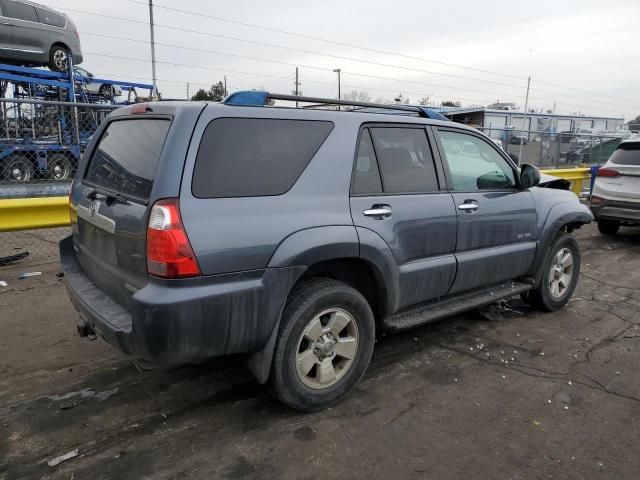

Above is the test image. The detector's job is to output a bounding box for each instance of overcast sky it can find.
[53,0,640,120]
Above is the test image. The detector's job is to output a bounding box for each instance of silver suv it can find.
[0,0,83,71]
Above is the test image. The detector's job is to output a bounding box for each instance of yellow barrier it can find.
[0,196,70,232]
[540,167,591,195]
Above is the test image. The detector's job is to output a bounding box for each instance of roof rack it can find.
[223,91,448,119]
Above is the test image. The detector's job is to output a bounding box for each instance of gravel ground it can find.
[1,223,639,480]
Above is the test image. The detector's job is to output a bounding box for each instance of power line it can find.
[68,8,529,91]
[124,0,526,81]
[62,7,629,114]
[84,51,626,116]
[125,0,640,105]
[78,27,638,111]
[83,24,628,109]
[83,32,522,100]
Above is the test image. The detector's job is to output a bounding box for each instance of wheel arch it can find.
[247,226,395,384]
[527,202,593,287]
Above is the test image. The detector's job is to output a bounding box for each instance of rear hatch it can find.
[597,141,640,200]
[70,114,174,310]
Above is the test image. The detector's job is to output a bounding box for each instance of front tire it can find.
[269,278,375,412]
[597,220,620,235]
[528,233,581,312]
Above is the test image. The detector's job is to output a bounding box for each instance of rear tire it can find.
[597,220,620,235]
[269,278,375,412]
[49,45,70,72]
[528,233,581,312]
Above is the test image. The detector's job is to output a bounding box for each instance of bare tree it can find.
[419,96,430,106]
[343,90,372,103]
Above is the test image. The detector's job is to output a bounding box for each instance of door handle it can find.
[363,205,392,219]
[457,201,479,212]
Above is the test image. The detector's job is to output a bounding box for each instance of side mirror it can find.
[520,163,540,189]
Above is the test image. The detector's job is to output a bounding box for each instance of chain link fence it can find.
[479,127,629,167]
[1,98,118,270]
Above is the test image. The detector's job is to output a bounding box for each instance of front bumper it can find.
[60,236,300,363]
[590,199,640,224]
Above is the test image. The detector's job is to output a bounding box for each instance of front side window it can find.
[4,1,38,22]
[369,127,439,194]
[437,130,516,190]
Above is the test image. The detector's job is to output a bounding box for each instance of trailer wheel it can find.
[49,154,73,181]
[2,155,34,183]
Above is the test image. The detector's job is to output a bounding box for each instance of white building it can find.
[435,106,625,140]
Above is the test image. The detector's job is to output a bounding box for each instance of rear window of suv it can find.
[192,118,333,198]
[610,142,640,166]
[84,119,171,202]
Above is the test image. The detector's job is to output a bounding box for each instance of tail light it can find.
[590,196,604,206]
[147,198,201,278]
[597,168,620,178]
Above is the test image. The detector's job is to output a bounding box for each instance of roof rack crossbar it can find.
[268,93,427,116]
[223,91,428,117]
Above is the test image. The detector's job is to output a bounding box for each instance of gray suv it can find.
[0,0,82,71]
[60,93,593,411]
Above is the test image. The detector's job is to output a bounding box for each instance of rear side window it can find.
[84,119,171,201]
[192,118,333,198]
[35,7,65,27]
[4,0,38,22]
[352,130,382,194]
[370,127,439,193]
[610,142,640,166]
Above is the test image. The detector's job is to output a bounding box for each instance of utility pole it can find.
[519,75,531,161]
[294,67,301,107]
[333,68,341,110]
[186,82,190,100]
[148,0,158,99]
[224,76,227,97]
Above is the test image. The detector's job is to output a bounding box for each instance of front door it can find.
[350,125,458,312]
[433,127,537,294]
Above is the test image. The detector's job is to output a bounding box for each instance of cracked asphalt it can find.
[1,224,639,480]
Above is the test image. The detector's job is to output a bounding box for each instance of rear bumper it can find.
[590,199,640,224]
[60,236,302,363]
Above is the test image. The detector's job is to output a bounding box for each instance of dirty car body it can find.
[60,93,592,411]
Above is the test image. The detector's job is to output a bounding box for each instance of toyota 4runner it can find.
[60,92,593,412]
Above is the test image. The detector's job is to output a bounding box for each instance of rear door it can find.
[350,124,458,311]
[433,126,537,294]
[72,116,172,309]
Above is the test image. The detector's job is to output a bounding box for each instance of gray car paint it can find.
[62,100,593,383]
[0,0,82,67]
